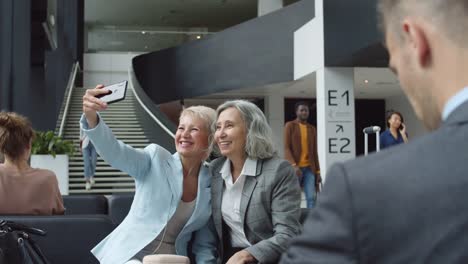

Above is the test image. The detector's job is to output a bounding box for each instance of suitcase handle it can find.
[363,126,381,155]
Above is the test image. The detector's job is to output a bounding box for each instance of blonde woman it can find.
[82,85,217,264]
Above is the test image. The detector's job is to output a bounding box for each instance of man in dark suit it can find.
[280,0,468,263]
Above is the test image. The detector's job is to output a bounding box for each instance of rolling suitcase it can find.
[363,126,381,156]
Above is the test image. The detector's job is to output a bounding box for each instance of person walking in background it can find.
[380,110,408,149]
[0,112,64,215]
[284,101,321,208]
[80,122,97,190]
[281,0,468,263]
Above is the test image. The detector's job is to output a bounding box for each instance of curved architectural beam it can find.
[132,0,388,105]
[132,0,315,104]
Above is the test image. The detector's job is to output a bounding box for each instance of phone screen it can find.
[96,81,127,104]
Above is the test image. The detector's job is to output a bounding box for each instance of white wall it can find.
[264,94,285,158]
[386,94,427,139]
[316,68,356,180]
[294,0,323,80]
[258,0,283,16]
[83,52,143,88]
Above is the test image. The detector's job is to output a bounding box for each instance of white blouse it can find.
[220,158,257,248]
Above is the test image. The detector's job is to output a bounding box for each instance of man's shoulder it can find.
[284,120,314,128]
[284,120,296,127]
[343,126,457,184]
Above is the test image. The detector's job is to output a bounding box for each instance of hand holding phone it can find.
[96,81,128,104]
[399,123,406,133]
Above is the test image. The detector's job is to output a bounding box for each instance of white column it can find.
[316,67,356,181]
[258,0,283,16]
[264,94,285,157]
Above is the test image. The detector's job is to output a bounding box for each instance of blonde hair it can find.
[180,105,216,132]
[180,105,216,156]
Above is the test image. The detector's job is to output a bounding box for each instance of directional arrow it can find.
[336,125,344,133]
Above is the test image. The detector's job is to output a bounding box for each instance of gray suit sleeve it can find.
[246,161,302,263]
[280,163,359,264]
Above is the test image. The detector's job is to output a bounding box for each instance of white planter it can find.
[30,154,69,195]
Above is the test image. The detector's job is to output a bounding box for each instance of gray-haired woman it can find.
[210,100,301,264]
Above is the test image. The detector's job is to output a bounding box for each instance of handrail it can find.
[41,22,57,50]
[128,67,175,139]
[58,62,80,137]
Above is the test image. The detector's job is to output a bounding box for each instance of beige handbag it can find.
[142,254,190,264]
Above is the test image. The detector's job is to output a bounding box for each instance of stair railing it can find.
[58,61,80,137]
[128,67,175,139]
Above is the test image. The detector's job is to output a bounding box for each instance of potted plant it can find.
[30,131,74,195]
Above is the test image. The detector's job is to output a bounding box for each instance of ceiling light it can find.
[141,31,146,35]
[196,35,201,39]
[364,79,369,84]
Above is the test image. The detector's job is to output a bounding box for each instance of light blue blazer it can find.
[80,115,217,264]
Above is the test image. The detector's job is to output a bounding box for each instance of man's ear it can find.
[403,19,431,68]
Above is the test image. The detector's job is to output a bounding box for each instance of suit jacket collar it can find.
[444,100,468,126]
[211,156,265,176]
[239,175,258,231]
[219,158,258,181]
[172,153,211,230]
[292,119,312,128]
[166,153,183,201]
[211,158,225,240]
[211,157,265,241]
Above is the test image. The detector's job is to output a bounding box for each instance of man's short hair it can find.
[294,101,309,112]
[377,0,468,45]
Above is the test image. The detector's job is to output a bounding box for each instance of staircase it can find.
[61,86,150,194]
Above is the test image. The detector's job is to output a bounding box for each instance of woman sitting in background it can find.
[210,100,302,264]
[0,112,64,215]
[380,110,409,149]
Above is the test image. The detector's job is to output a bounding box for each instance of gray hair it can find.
[214,100,277,160]
[377,0,468,45]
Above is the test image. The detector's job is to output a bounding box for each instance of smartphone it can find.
[96,81,128,104]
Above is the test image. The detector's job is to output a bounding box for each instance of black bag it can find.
[0,220,50,264]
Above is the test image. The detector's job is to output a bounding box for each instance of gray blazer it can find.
[210,157,301,263]
[281,101,468,264]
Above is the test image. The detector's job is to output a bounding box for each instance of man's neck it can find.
[296,118,308,124]
[435,44,468,117]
